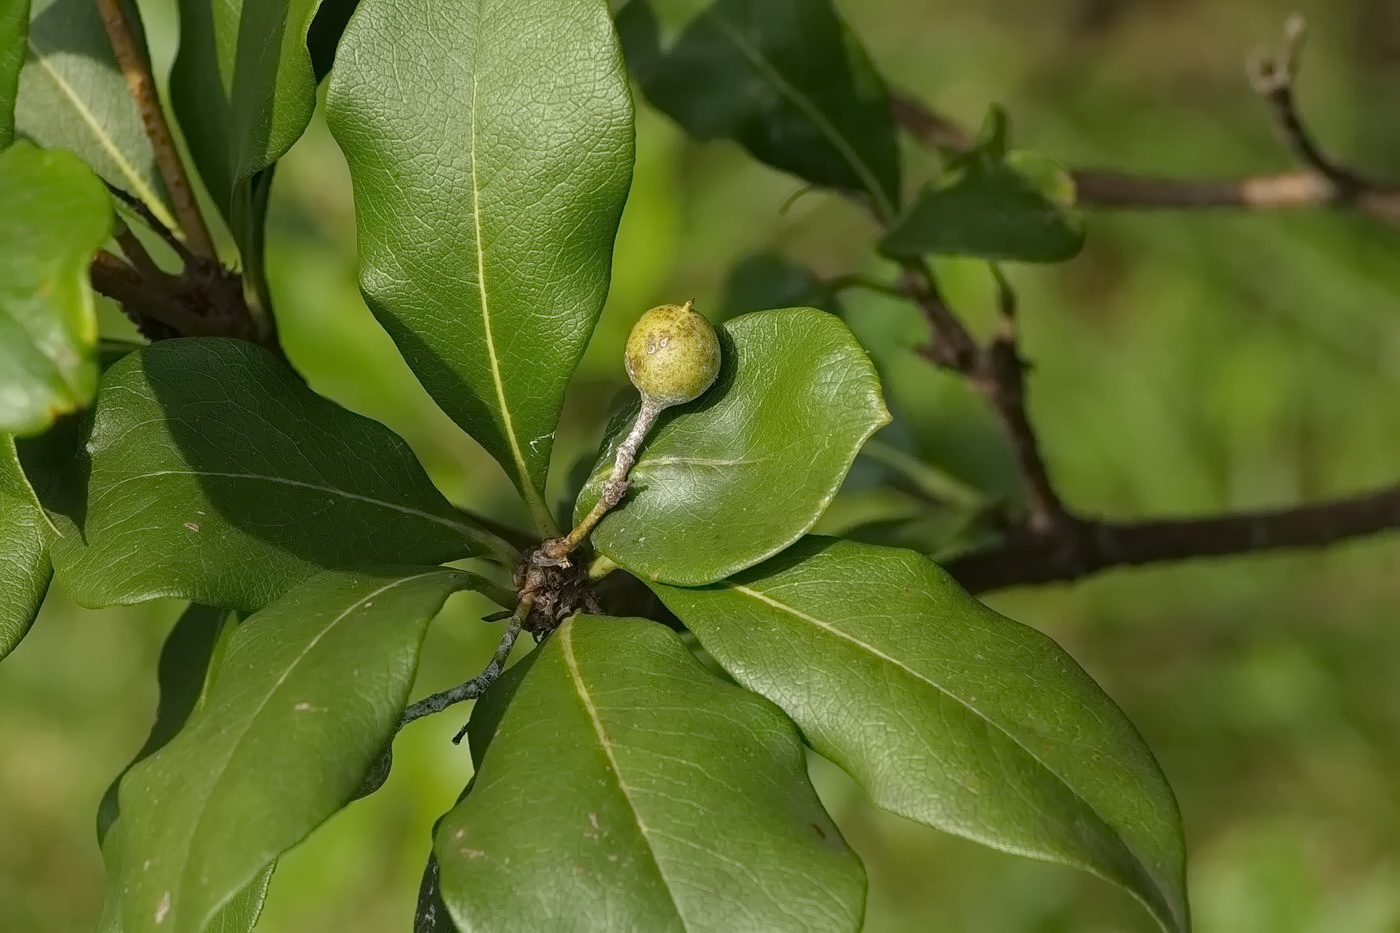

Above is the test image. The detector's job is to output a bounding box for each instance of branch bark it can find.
[945,485,1400,594]
[897,264,1070,534]
[96,0,217,258]
[890,17,1400,225]
[89,250,223,337]
[879,16,1400,594]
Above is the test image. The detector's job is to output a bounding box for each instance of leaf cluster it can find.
[0,1,1184,931]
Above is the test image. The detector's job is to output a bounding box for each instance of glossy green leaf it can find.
[437,615,865,932]
[575,308,888,585]
[15,0,174,227]
[0,434,50,660]
[54,338,505,611]
[881,114,1084,263]
[0,0,27,147]
[0,141,110,435]
[326,0,634,531]
[618,0,901,217]
[653,537,1188,932]
[100,568,470,933]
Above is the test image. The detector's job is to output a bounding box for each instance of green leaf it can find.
[617,0,901,217]
[0,0,28,147]
[201,867,273,933]
[169,0,351,304]
[100,568,470,933]
[0,434,50,660]
[718,252,837,320]
[880,123,1085,263]
[575,308,888,585]
[98,603,232,843]
[171,0,329,217]
[326,0,635,532]
[13,408,87,538]
[412,856,453,933]
[653,537,1189,933]
[0,141,110,435]
[96,605,273,933]
[436,615,865,932]
[54,338,505,611]
[15,0,174,228]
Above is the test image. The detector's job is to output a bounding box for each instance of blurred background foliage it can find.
[4,0,1400,930]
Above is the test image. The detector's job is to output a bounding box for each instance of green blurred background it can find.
[5,0,1400,929]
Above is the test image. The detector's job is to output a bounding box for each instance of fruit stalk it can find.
[539,300,720,565]
[557,398,662,555]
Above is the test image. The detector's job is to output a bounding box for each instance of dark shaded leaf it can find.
[718,252,837,320]
[169,0,354,302]
[882,111,1083,263]
[171,0,333,218]
[412,856,452,933]
[96,604,273,933]
[97,603,232,843]
[618,0,900,216]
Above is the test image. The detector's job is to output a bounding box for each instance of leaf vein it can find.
[559,624,687,926]
[725,581,1150,875]
[26,40,176,228]
[92,469,481,542]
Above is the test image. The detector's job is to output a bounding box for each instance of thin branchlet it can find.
[399,602,528,738]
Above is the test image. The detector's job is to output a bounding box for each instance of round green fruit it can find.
[624,300,721,409]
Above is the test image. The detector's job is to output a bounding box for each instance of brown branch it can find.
[105,182,199,267]
[112,220,162,282]
[898,260,978,369]
[898,264,1069,533]
[890,17,1400,225]
[877,15,1400,593]
[1247,15,1363,194]
[945,485,1400,594]
[96,0,217,258]
[90,250,223,338]
[981,270,1068,532]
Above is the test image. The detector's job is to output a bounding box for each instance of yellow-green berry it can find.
[624,301,721,408]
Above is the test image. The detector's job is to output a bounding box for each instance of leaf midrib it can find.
[92,468,482,543]
[171,570,451,928]
[703,11,894,218]
[559,624,687,928]
[724,581,1160,888]
[25,39,177,229]
[465,42,550,532]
